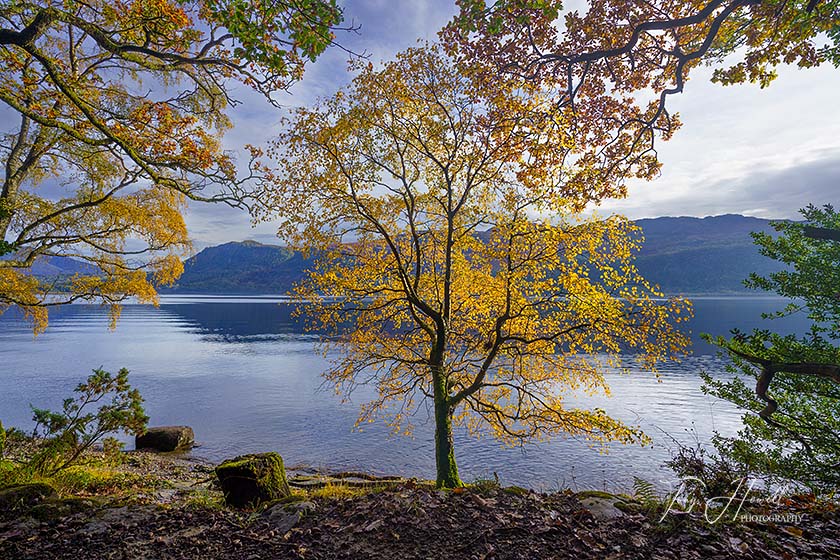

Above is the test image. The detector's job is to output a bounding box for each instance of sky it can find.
[180,0,840,249]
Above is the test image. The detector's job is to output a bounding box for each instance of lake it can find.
[0,296,811,492]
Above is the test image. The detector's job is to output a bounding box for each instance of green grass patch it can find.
[0,459,29,487]
[307,483,373,500]
[50,466,143,494]
[1,458,149,497]
[470,475,501,493]
[184,488,227,510]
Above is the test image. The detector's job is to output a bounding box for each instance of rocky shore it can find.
[1,449,839,560]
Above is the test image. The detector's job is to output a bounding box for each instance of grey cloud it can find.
[604,150,840,220]
[718,152,840,218]
[9,1,829,249]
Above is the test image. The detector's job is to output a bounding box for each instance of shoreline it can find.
[2,449,838,559]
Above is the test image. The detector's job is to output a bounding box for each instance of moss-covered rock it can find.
[502,485,530,496]
[29,497,98,521]
[614,500,645,514]
[215,452,291,508]
[0,483,58,515]
[575,491,635,520]
[575,490,620,500]
[261,493,305,510]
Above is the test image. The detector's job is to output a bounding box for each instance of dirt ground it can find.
[2,478,839,560]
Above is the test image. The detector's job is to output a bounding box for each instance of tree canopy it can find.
[0,0,345,331]
[444,0,840,193]
[258,44,691,488]
[704,204,840,490]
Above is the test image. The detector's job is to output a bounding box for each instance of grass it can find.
[50,466,144,494]
[1,433,168,500]
[307,482,371,500]
[470,475,501,494]
[184,488,227,510]
[1,459,149,494]
[0,459,30,487]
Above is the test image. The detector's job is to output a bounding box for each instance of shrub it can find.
[23,368,148,476]
[664,439,749,502]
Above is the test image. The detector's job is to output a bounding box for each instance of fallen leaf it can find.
[783,526,804,538]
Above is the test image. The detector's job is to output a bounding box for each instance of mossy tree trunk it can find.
[433,367,462,488]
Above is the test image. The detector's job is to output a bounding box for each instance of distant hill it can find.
[165,215,784,295]
[27,215,786,295]
[0,253,99,278]
[163,240,312,294]
[633,214,783,294]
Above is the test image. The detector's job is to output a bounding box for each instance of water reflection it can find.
[0,296,812,490]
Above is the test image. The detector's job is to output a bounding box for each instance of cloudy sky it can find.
[185,0,840,248]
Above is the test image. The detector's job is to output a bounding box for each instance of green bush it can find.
[664,439,749,501]
[23,368,148,476]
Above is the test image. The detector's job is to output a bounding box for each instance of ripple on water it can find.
[0,297,812,491]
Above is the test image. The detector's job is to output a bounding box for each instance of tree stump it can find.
[215,452,291,508]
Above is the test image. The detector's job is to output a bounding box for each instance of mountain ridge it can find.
[163,214,783,295]
[18,214,785,295]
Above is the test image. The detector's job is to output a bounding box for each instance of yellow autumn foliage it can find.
[1,0,345,332]
[259,44,692,486]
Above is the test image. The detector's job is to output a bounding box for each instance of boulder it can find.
[576,491,628,521]
[135,426,194,452]
[215,452,291,508]
[30,497,97,521]
[263,500,315,534]
[0,483,58,515]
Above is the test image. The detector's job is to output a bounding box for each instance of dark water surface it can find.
[0,296,811,491]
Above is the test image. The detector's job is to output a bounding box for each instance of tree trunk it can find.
[433,378,462,488]
[0,177,19,243]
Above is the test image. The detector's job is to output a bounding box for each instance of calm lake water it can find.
[0,296,811,491]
